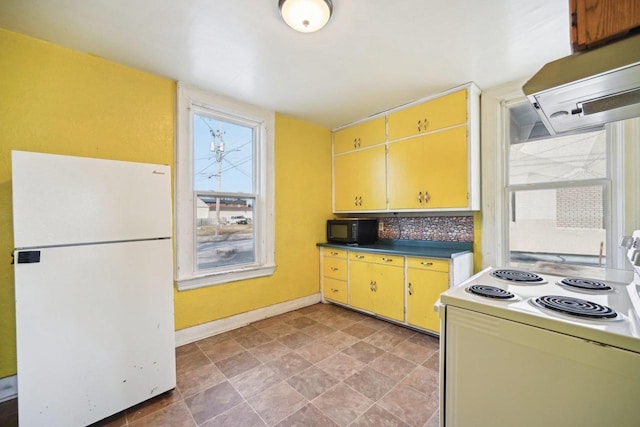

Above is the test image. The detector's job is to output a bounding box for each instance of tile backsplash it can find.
[379,216,474,242]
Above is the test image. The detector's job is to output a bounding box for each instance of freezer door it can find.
[14,239,175,427]
[12,151,172,247]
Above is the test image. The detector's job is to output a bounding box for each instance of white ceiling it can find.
[0,0,571,129]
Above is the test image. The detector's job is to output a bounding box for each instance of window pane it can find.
[509,186,606,267]
[508,130,606,185]
[196,195,255,270]
[193,114,254,193]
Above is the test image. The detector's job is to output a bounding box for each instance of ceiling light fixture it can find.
[278,0,333,33]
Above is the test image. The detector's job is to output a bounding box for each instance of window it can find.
[481,91,637,274]
[175,83,275,290]
[506,100,609,269]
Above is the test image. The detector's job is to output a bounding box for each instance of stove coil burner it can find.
[468,285,515,299]
[490,269,544,283]
[557,277,612,291]
[534,295,618,319]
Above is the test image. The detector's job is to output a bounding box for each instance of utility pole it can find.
[210,127,225,236]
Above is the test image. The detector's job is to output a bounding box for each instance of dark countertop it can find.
[317,239,473,259]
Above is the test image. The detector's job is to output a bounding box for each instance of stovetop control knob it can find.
[619,236,634,249]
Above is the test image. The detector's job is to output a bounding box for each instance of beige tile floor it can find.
[0,303,440,426]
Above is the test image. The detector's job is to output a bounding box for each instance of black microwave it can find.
[327,218,378,245]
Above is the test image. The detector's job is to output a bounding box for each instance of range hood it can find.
[523,34,640,135]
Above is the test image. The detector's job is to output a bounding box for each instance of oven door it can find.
[442,306,640,427]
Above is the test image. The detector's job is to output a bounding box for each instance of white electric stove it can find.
[438,230,640,427]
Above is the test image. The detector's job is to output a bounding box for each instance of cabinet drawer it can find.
[323,257,347,280]
[324,248,347,259]
[334,117,386,154]
[323,278,348,304]
[407,257,449,272]
[349,252,404,267]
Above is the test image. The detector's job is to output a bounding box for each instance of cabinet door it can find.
[407,268,448,332]
[334,153,359,211]
[388,135,425,209]
[348,260,375,312]
[334,117,386,154]
[423,126,468,208]
[571,0,640,51]
[371,263,405,322]
[334,146,386,211]
[388,90,467,141]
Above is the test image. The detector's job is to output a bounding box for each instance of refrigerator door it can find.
[14,239,175,427]
[12,151,172,248]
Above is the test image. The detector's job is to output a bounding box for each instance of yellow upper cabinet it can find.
[332,83,480,213]
[334,145,387,211]
[387,89,467,141]
[334,116,386,154]
[388,126,469,209]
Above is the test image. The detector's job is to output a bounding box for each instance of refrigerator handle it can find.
[14,251,41,264]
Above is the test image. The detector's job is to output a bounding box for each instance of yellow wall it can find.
[0,28,332,378]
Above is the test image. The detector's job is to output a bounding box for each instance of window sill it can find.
[175,264,276,291]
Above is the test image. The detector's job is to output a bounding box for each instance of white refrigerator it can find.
[12,151,176,426]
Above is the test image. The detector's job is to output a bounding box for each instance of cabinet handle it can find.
[330,267,339,271]
[353,138,357,148]
[408,282,413,295]
[417,118,429,132]
[355,254,365,259]
[330,251,339,256]
[421,261,434,266]
[357,138,361,148]
[354,196,358,206]
[369,280,374,291]
[418,191,423,204]
[372,281,377,292]
[424,191,430,203]
[330,288,339,293]
[382,257,393,262]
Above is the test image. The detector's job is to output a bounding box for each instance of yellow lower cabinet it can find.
[371,262,404,321]
[322,248,348,304]
[406,257,449,333]
[323,277,348,304]
[348,252,404,322]
[348,258,375,312]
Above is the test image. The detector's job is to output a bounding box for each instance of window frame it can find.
[175,82,275,290]
[504,97,612,269]
[480,83,632,273]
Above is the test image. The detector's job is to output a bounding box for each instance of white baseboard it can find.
[174,293,322,347]
[0,375,17,402]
